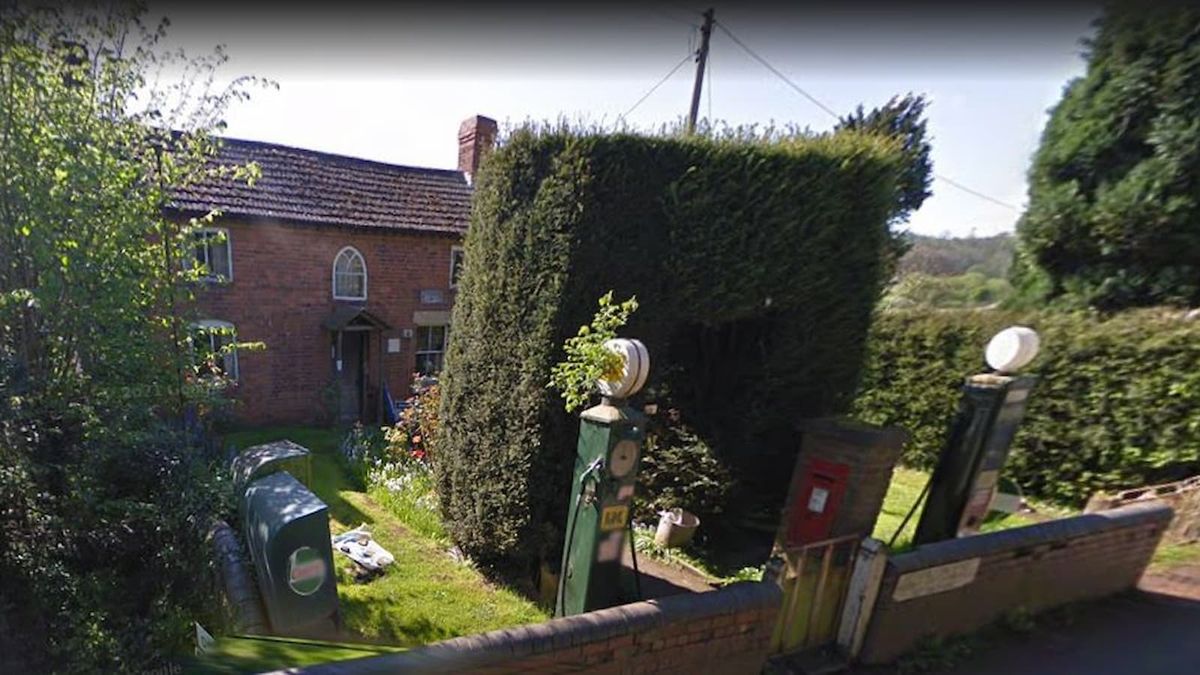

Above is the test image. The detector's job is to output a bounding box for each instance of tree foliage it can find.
[1016,4,1200,310]
[0,2,262,670]
[837,94,934,225]
[898,233,1015,279]
[548,291,639,413]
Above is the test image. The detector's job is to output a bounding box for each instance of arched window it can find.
[333,246,367,300]
[191,319,239,380]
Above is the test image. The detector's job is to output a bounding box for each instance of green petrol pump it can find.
[556,338,650,617]
[914,327,1041,546]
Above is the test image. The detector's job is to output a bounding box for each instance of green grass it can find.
[1151,540,1200,569]
[367,476,446,543]
[872,467,1059,550]
[225,427,548,647]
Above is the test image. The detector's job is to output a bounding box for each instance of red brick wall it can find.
[191,218,462,425]
[279,582,781,675]
[779,419,907,547]
[858,501,1173,665]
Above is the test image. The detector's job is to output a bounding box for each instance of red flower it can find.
[412,449,427,461]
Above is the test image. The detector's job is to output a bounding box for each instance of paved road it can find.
[939,589,1200,675]
[847,567,1200,675]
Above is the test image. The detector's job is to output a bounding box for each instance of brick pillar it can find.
[457,115,498,180]
[777,418,907,548]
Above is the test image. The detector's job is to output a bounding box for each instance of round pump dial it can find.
[609,439,640,478]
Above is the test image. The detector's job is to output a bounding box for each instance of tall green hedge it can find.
[852,308,1200,505]
[436,125,910,574]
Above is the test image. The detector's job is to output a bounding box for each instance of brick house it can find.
[169,115,498,426]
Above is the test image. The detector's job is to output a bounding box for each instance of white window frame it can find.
[449,245,465,289]
[414,324,449,376]
[332,246,368,301]
[192,319,239,380]
[191,227,233,282]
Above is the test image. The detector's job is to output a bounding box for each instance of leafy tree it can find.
[837,94,933,223]
[837,94,934,273]
[1015,3,1200,310]
[897,233,1016,279]
[0,2,263,670]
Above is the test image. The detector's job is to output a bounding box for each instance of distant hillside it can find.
[897,233,1015,279]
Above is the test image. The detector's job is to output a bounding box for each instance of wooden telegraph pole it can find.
[687,8,715,135]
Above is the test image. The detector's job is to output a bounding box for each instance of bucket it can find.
[654,508,700,548]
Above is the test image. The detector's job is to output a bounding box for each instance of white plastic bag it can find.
[332,525,395,571]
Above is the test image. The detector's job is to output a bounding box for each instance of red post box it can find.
[785,457,850,547]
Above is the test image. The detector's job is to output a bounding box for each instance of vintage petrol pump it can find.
[555,338,650,617]
[913,327,1041,546]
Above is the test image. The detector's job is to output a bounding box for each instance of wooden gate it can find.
[769,534,860,654]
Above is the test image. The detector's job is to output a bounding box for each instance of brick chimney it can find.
[457,115,498,181]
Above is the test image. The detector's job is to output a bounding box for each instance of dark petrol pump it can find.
[914,327,1041,546]
[556,338,650,618]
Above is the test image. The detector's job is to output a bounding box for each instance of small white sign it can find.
[808,487,830,513]
[892,557,981,601]
[387,338,401,353]
[195,622,215,655]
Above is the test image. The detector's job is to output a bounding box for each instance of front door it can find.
[337,331,365,422]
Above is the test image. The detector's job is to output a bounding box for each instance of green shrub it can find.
[437,123,915,575]
[853,308,1200,505]
[634,411,733,526]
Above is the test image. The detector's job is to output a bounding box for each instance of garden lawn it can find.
[226,427,548,647]
[873,467,1057,550]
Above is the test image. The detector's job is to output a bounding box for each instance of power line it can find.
[714,18,1020,212]
[617,52,694,125]
[714,19,840,120]
[933,174,1019,211]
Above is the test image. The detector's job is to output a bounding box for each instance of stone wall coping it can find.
[891,500,1173,574]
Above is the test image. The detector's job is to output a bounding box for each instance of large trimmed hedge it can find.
[852,308,1200,505]
[436,125,911,574]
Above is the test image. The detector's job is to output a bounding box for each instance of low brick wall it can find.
[859,501,1172,665]
[208,518,269,635]
[278,582,781,674]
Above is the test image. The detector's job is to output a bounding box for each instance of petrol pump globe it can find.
[596,338,650,399]
[985,326,1040,374]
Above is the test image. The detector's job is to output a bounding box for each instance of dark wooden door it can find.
[338,331,364,422]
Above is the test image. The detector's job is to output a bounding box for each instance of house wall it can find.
[857,501,1172,665]
[192,217,462,426]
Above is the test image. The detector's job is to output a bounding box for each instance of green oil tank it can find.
[242,471,338,636]
[231,440,313,493]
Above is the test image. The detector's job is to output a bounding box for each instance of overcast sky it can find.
[150,2,1101,238]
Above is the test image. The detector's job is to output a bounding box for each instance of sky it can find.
[150,2,1101,238]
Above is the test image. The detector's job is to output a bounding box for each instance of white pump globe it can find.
[985,326,1040,374]
[596,338,650,400]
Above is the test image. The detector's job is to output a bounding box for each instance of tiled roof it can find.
[169,137,471,235]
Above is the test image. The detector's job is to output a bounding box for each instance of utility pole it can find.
[687,8,715,135]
